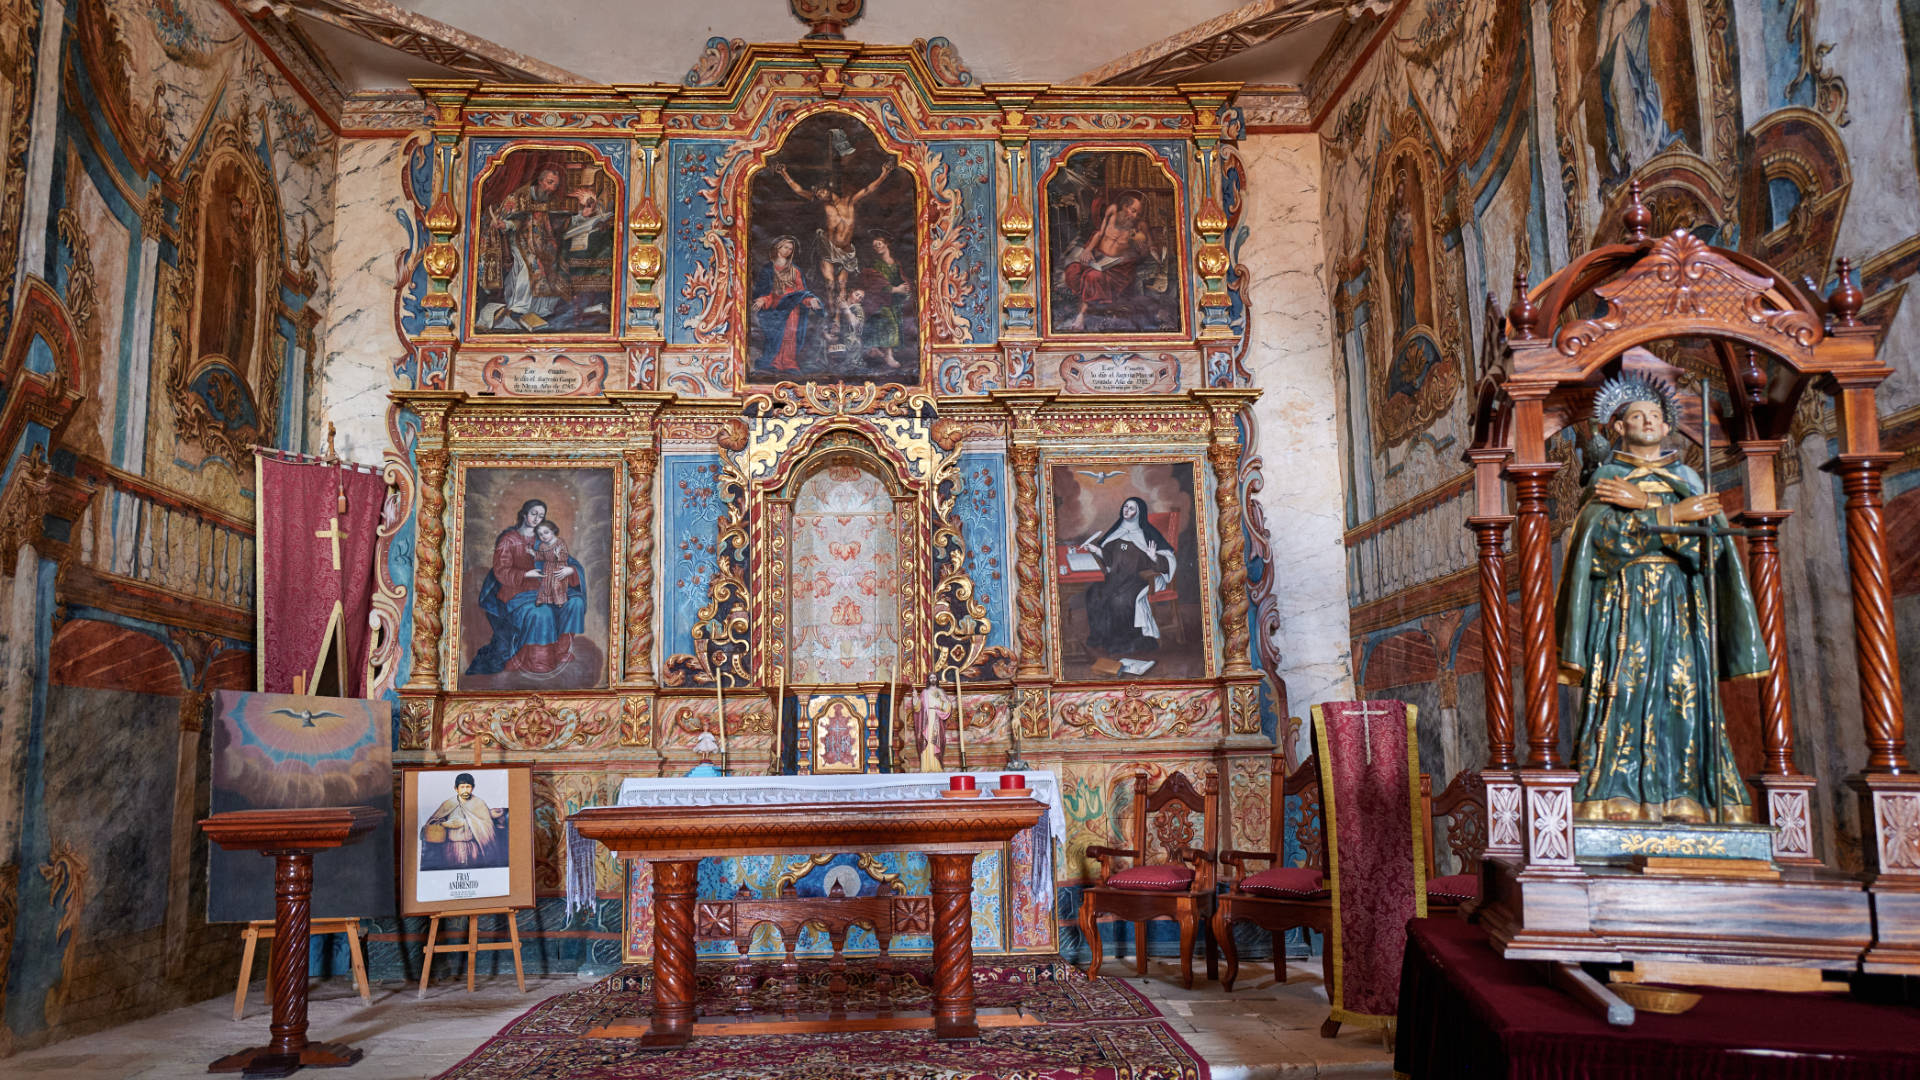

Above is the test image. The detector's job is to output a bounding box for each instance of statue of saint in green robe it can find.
[1554,387,1769,824]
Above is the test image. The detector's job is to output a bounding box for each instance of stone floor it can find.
[7,957,1394,1079]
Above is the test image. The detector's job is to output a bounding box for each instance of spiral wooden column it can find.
[1737,510,1798,773]
[643,858,700,1048]
[1507,464,1562,769]
[927,851,981,1040]
[1469,516,1516,769]
[1832,454,1909,773]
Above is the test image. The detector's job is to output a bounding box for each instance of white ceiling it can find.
[377,0,1324,87]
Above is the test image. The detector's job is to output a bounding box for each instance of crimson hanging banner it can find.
[256,451,388,697]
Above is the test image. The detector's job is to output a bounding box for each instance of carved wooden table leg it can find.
[210,850,363,1077]
[927,850,980,1041]
[640,858,698,1050]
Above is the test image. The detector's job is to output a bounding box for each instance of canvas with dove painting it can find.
[207,691,395,922]
[1048,460,1210,682]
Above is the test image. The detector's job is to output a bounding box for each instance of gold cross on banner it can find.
[1351,700,1394,766]
[314,516,348,570]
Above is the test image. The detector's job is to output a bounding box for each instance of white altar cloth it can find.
[569,771,1063,916]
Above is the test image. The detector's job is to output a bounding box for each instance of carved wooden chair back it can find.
[1423,768,1487,878]
[1130,768,1218,892]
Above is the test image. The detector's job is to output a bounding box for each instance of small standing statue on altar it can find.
[1555,374,1769,823]
[914,682,952,773]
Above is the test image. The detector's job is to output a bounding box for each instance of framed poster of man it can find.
[402,766,534,915]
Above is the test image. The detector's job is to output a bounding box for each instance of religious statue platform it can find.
[602,772,1064,964]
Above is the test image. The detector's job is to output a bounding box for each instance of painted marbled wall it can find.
[1321,0,1920,864]
[0,0,333,1054]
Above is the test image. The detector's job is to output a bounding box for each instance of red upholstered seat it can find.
[1108,864,1195,892]
[1426,873,1479,903]
[1240,866,1326,898]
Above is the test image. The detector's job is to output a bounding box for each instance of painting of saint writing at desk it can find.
[1050,462,1207,681]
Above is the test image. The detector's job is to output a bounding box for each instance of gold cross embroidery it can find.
[314,516,347,570]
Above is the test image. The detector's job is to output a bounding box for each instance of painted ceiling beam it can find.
[1067,0,1388,88]
[238,0,590,85]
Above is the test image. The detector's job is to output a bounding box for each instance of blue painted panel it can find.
[665,140,731,346]
[954,452,1012,653]
[661,455,725,659]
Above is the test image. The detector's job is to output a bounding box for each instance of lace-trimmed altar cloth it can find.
[564,771,1064,917]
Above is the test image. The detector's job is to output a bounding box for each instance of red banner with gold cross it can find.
[256,449,388,697]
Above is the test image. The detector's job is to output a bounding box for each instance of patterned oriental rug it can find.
[433,955,1208,1080]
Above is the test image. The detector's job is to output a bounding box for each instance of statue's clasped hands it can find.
[1595,477,1720,523]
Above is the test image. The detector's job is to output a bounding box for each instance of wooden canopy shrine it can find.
[1465,185,1916,976]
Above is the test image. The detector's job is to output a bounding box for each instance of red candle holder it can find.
[998,774,1025,790]
[950,775,976,790]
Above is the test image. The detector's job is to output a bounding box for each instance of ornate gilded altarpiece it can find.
[379,39,1279,961]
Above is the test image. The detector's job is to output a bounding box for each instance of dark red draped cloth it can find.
[1395,918,1920,1079]
[258,453,386,696]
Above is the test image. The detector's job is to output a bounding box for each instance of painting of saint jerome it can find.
[746,113,920,384]
[1044,150,1182,335]
[471,147,620,336]
[459,466,614,691]
[1048,462,1207,682]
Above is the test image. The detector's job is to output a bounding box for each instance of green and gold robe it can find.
[1554,451,1769,823]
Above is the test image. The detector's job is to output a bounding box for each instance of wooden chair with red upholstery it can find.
[1078,768,1219,989]
[1421,768,1486,916]
[1211,750,1332,992]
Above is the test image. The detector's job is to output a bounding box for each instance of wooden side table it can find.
[200,807,383,1078]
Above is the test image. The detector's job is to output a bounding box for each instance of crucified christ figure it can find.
[775,160,899,341]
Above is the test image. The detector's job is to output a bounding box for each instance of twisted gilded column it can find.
[1009,444,1046,677]
[927,852,979,1039]
[1208,440,1254,677]
[624,447,658,686]
[407,449,450,689]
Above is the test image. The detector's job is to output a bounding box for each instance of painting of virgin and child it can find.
[746,113,920,384]
[459,467,614,691]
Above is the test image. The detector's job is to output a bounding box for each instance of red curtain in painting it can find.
[257,453,386,696]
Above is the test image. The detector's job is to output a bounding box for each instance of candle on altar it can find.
[887,629,901,767]
[714,657,729,774]
[772,660,785,773]
[952,661,967,772]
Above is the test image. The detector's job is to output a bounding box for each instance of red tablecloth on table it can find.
[1394,917,1920,1079]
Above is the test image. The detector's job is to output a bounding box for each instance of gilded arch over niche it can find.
[742,110,925,386]
[664,384,990,692]
[1365,112,1463,453]
[168,115,288,469]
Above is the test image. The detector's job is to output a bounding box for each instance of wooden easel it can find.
[234,917,371,1020]
[417,736,528,996]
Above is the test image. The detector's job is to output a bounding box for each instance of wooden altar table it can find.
[571,794,1045,1048]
